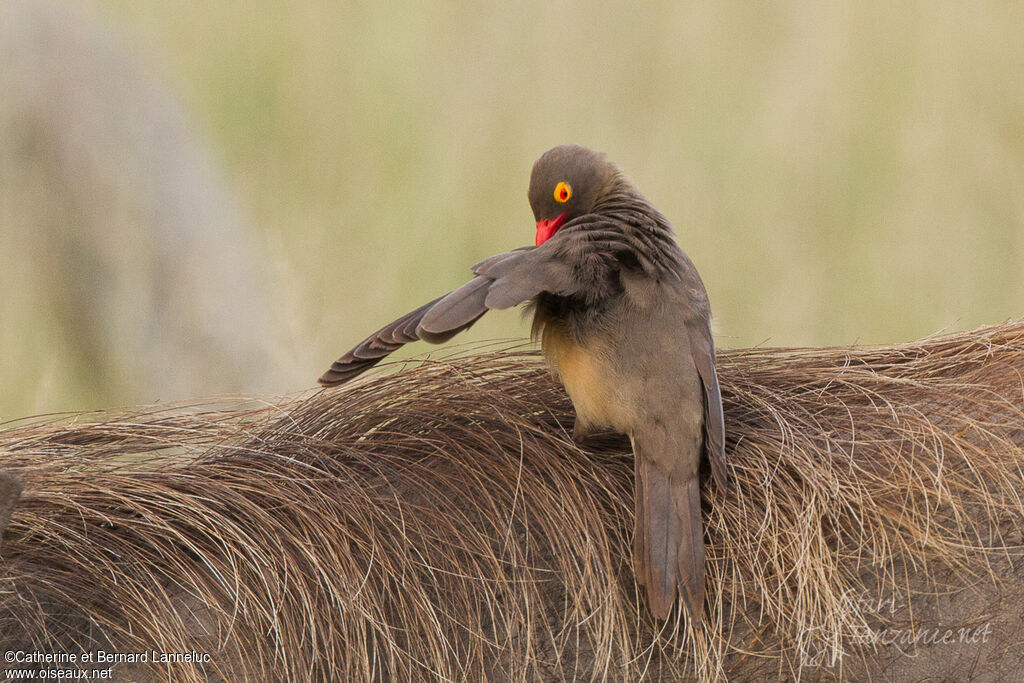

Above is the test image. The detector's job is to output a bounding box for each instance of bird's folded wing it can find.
[319,244,578,386]
[687,321,728,489]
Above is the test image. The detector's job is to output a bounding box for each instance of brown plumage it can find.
[320,145,727,622]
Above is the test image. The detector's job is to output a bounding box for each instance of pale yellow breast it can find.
[541,326,636,432]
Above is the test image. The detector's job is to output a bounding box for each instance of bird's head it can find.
[528,145,618,246]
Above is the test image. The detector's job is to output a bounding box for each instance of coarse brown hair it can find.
[2,323,1024,680]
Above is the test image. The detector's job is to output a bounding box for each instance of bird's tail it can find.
[634,456,705,623]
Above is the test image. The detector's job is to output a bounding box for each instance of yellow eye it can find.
[553,181,572,203]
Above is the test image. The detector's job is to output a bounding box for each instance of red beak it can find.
[535,212,568,246]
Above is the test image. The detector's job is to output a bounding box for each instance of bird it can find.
[319,145,727,622]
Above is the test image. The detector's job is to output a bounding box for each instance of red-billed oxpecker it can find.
[319,145,728,623]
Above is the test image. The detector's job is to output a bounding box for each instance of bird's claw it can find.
[572,420,592,444]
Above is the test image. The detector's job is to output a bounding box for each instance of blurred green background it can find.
[2,1,1023,418]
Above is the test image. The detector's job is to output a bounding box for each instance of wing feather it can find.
[319,244,578,386]
[688,321,728,489]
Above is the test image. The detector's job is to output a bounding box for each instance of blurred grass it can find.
[4,1,1024,416]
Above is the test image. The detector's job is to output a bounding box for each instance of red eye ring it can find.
[554,181,572,203]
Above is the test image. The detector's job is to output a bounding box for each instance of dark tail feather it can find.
[319,277,492,387]
[634,454,706,623]
[636,457,680,620]
[633,454,650,592]
[674,475,706,624]
[630,464,647,593]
